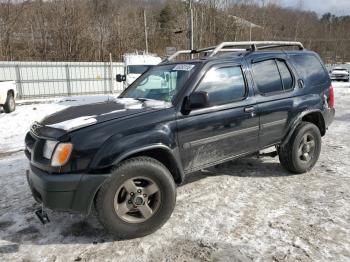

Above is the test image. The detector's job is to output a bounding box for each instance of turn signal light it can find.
[51,143,73,167]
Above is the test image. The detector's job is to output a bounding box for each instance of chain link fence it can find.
[0,61,125,99]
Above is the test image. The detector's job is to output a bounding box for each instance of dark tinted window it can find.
[290,54,327,85]
[197,66,246,105]
[252,60,283,93]
[127,65,151,74]
[277,60,293,90]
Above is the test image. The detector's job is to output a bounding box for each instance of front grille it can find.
[333,74,348,77]
[25,131,40,160]
[25,132,36,152]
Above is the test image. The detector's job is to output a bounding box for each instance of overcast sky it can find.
[279,0,350,16]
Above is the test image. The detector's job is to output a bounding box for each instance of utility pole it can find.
[189,0,194,58]
[144,9,149,54]
[249,24,252,41]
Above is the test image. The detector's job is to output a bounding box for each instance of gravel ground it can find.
[0,85,349,262]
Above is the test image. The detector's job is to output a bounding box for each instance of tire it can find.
[3,92,15,113]
[278,122,321,174]
[96,156,176,239]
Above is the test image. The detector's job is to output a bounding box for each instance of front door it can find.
[176,63,260,172]
[249,56,296,147]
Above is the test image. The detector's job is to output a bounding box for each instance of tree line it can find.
[0,0,349,63]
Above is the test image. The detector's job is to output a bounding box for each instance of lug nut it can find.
[130,192,134,196]
[128,200,132,204]
[137,189,142,193]
[143,194,147,197]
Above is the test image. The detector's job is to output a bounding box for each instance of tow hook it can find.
[35,205,50,225]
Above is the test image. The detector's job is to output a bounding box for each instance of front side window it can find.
[196,66,246,106]
[121,63,198,102]
[252,59,283,94]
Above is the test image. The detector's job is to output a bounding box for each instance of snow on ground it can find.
[0,95,118,153]
[0,84,350,261]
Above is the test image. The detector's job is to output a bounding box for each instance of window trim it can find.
[252,58,295,96]
[275,59,295,91]
[192,64,249,108]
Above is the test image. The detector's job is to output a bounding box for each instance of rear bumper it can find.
[27,165,110,214]
[324,107,335,128]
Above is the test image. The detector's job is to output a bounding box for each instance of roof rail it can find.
[164,41,304,62]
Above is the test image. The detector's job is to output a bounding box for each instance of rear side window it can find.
[196,66,246,105]
[276,60,293,90]
[252,60,282,93]
[290,54,328,85]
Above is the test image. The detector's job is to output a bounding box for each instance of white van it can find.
[117,53,162,87]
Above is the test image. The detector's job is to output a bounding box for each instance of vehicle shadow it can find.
[182,156,297,186]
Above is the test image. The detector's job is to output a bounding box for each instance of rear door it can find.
[248,55,296,148]
[176,63,260,172]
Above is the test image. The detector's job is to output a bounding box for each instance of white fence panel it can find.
[0,61,125,99]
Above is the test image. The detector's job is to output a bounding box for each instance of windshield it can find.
[127,65,152,75]
[121,63,198,102]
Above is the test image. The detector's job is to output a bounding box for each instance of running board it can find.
[258,151,278,158]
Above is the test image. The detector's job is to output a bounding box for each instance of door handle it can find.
[244,107,255,113]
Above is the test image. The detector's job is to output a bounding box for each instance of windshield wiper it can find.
[134,98,148,102]
[134,97,162,102]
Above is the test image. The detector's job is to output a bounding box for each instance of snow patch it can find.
[47,116,97,131]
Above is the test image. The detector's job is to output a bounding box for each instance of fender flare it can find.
[281,109,325,146]
[112,143,185,184]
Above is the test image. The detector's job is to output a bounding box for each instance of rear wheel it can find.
[278,122,321,173]
[96,156,176,239]
[3,92,15,113]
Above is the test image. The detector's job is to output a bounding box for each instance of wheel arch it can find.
[112,144,185,185]
[7,89,15,97]
[301,111,326,136]
[282,110,326,146]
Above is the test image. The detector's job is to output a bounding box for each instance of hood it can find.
[331,70,349,76]
[38,96,172,133]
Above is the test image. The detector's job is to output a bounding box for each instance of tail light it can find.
[328,85,334,108]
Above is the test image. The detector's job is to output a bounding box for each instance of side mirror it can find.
[185,91,209,110]
[116,74,126,82]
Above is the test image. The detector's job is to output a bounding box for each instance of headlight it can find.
[51,143,73,167]
[43,140,58,159]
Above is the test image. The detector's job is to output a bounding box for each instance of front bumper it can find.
[26,164,110,214]
[331,75,349,81]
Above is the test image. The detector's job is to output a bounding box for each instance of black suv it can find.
[25,41,335,238]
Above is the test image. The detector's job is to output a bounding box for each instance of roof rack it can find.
[164,41,304,62]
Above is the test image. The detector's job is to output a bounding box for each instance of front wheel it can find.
[95,156,176,239]
[3,92,15,113]
[278,122,321,173]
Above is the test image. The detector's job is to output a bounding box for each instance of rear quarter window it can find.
[289,54,328,86]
